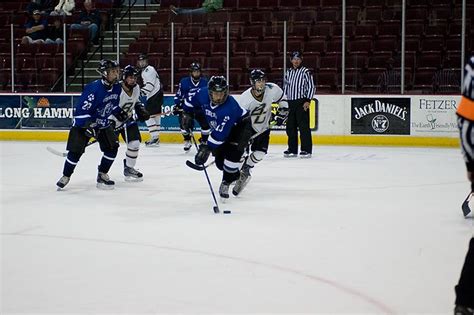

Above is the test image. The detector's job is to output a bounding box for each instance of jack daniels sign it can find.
[351,97,411,135]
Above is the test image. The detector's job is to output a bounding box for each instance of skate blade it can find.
[232,177,251,196]
[124,176,143,182]
[96,183,115,190]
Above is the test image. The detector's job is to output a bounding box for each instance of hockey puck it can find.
[223,210,231,214]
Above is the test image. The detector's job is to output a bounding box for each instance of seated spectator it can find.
[27,0,55,15]
[170,0,223,15]
[50,0,75,16]
[22,10,48,44]
[378,58,401,94]
[45,18,64,44]
[70,0,101,44]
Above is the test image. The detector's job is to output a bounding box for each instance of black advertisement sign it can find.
[0,96,22,129]
[20,95,73,129]
[351,98,411,135]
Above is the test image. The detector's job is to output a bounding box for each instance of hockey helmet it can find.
[250,69,266,96]
[97,59,120,86]
[122,64,139,89]
[190,62,202,80]
[208,76,229,106]
[137,53,148,69]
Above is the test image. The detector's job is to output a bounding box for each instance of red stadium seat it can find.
[248,56,272,72]
[229,56,248,71]
[233,40,257,56]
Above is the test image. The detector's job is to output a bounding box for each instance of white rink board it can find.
[312,94,461,137]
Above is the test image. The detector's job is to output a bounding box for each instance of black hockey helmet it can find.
[190,62,202,81]
[97,59,119,87]
[137,53,148,69]
[250,69,266,95]
[122,64,139,80]
[122,64,139,89]
[97,59,119,76]
[208,75,229,106]
[190,62,201,72]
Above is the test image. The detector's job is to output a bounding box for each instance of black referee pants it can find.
[455,237,474,308]
[286,99,312,154]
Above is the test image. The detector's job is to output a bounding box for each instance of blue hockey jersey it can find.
[174,76,208,106]
[73,79,121,129]
[184,87,247,149]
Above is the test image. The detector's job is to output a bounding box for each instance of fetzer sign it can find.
[351,97,411,135]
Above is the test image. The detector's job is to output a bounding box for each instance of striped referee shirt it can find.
[284,66,315,101]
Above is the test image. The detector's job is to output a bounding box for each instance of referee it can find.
[283,51,315,158]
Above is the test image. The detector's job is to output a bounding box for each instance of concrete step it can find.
[105,29,141,34]
[119,10,158,18]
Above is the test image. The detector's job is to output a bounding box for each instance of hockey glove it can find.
[114,109,128,122]
[195,143,211,165]
[135,104,150,122]
[172,103,182,116]
[273,108,289,126]
[84,127,97,139]
[182,112,194,132]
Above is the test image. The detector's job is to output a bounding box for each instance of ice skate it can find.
[219,180,231,201]
[183,140,192,152]
[299,151,312,158]
[283,150,297,158]
[455,306,474,315]
[123,159,143,182]
[232,165,252,196]
[56,175,70,190]
[97,172,115,190]
[145,136,160,147]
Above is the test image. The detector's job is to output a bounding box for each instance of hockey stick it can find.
[462,192,473,217]
[46,139,98,157]
[189,134,220,214]
[186,160,215,171]
[185,126,270,171]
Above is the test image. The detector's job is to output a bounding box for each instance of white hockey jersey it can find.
[140,65,161,100]
[239,82,288,133]
[109,83,141,129]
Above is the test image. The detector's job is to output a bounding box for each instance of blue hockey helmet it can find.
[208,76,229,106]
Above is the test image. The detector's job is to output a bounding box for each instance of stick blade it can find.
[46,146,67,157]
[462,193,472,217]
[213,206,220,214]
[186,160,205,171]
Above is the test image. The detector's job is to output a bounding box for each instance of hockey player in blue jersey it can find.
[183,75,253,199]
[56,60,128,190]
[173,62,209,151]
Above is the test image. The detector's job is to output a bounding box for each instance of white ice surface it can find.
[1,141,473,314]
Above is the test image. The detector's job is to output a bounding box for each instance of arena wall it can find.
[0,93,461,147]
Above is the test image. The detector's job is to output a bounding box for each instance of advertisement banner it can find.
[410,96,460,137]
[351,97,411,135]
[0,96,22,129]
[20,95,73,129]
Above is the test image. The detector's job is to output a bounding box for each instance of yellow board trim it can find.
[0,130,460,147]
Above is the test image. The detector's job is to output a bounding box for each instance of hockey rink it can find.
[1,140,473,314]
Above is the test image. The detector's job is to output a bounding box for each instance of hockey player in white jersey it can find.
[233,69,289,196]
[109,65,150,181]
[137,53,163,146]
